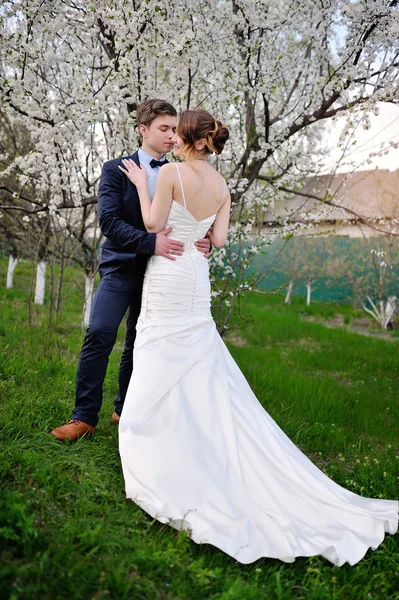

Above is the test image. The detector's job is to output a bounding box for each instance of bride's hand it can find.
[118,159,148,187]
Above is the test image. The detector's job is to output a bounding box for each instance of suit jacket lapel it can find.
[129,149,140,166]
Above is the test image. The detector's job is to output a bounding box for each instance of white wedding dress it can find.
[119,166,398,566]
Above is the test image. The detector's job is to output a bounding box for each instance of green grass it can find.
[1,258,399,600]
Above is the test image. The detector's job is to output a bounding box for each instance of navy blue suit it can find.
[72,150,159,426]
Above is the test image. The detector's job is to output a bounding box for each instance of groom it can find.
[51,99,210,442]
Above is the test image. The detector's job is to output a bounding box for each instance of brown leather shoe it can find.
[111,411,120,425]
[50,420,96,442]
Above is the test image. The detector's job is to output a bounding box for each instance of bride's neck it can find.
[193,151,207,161]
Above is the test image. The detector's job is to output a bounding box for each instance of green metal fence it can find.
[249,236,399,305]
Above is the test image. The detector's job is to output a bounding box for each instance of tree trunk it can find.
[363,295,397,329]
[306,283,312,306]
[284,279,294,304]
[55,252,66,319]
[82,273,95,329]
[6,255,18,289]
[384,295,397,329]
[34,260,47,305]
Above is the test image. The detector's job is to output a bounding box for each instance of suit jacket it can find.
[98,150,158,277]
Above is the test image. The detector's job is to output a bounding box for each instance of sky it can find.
[322,102,399,174]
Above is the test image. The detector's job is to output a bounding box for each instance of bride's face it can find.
[171,132,184,157]
[172,132,206,158]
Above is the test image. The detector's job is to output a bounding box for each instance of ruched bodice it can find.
[139,201,216,323]
[165,200,216,248]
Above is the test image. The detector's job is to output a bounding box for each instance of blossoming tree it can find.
[1,0,398,331]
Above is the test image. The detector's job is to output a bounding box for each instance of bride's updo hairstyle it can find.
[177,109,229,162]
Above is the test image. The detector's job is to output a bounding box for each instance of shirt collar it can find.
[138,148,166,166]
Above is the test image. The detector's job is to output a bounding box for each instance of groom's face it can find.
[140,115,177,157]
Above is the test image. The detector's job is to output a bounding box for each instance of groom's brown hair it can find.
[136,99,177,140]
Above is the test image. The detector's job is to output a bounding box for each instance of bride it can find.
[117,108,398,566]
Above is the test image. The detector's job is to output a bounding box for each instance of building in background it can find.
[262,169,399,238]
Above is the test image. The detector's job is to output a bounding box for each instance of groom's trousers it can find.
[72,272,144,426]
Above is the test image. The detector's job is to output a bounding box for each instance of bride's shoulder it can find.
[209,165,226,184]
[158,163,176,178]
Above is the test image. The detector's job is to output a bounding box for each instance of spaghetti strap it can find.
[174,163,187,209]
[215,180,228,214]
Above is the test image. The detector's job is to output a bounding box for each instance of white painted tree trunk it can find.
[363,295,397,329]
[306,283,312,306]
[385,296,397,327]
[6,255,18,289]
[34,260,46,305]
[284,279,294,304]
[82,273,95,329]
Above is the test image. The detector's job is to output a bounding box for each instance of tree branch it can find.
[261,181,399,236]
[4,92,55,127]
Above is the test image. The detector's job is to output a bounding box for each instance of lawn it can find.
[1,258,398,600]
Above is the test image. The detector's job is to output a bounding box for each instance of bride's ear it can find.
[195,139,206,150]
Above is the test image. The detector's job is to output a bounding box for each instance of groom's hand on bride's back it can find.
[155,226,184,261]
[194,236,211,258]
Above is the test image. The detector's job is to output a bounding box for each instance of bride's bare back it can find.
[172,161,227,221]
[169,160,231,247]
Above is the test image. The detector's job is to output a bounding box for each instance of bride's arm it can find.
[118,159,173,233]
[208,193,231,247]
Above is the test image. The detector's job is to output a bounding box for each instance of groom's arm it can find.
[98,161,156,254]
